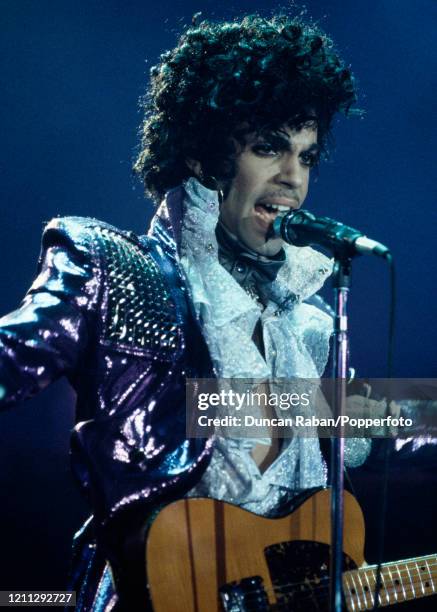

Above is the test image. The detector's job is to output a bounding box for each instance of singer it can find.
[0,14,390,611]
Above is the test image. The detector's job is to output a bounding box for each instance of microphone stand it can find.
[330,256,352,612]
[272,210,391,610]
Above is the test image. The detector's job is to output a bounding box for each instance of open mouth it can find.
[254,202,290,226]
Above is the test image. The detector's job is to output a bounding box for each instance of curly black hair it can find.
[134,14,361,202]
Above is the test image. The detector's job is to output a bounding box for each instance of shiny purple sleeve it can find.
[0,219,99,407]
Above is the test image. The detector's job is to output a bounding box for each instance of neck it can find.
[343,554,437,609]
[215,221,285,302]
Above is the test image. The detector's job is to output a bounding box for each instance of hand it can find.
[346,394,400,437]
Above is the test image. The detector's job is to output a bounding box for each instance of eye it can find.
[300,151,319,168]
[251,142,279,157]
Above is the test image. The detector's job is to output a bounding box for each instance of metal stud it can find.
[93,226,180,355]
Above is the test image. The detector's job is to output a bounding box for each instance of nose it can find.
[278,153,305,191]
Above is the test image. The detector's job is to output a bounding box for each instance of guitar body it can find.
[146,489,365,611]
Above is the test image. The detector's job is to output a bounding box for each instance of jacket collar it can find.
[148,185,185,258]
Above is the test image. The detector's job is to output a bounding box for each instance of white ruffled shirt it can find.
[179,178,335,515]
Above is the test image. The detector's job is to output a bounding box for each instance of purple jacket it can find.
[0,186,214,609]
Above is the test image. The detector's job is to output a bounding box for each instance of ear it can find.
[185,158,202,178]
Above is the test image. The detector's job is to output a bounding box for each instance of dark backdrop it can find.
[0,0,436,604]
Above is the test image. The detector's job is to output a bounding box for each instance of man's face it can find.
[219,124,319,256]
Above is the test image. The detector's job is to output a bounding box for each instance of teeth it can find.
[260,202,290,213]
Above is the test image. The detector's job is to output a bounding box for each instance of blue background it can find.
[0,0,436,598]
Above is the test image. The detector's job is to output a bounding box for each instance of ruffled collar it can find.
[178,177,333,380]
[180,177,332,306]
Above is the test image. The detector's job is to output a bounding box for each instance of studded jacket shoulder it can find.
[0,214,213,527]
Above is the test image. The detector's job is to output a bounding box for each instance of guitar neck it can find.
[343,554,437,610]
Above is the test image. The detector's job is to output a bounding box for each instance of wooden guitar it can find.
[146,489,436,611]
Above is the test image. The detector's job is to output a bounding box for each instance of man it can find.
[0,14,372,610]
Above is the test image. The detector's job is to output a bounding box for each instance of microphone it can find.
[271,209,391,259]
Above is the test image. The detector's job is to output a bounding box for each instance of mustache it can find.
[257,191,300,205]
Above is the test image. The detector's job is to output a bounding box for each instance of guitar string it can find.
[214,549,437,610]
[219,568,437,612]
[238,573,435,605]
[236,566,437,600]
[216,559,437,611]
[227,569,436,611]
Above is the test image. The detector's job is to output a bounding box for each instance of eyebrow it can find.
[304,143,321,155]
[259,129,320,155]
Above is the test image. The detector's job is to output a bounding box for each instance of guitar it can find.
[146,489,436,611]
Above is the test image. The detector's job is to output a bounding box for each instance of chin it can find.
[251,238,283,257]
[263,244,283,257]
